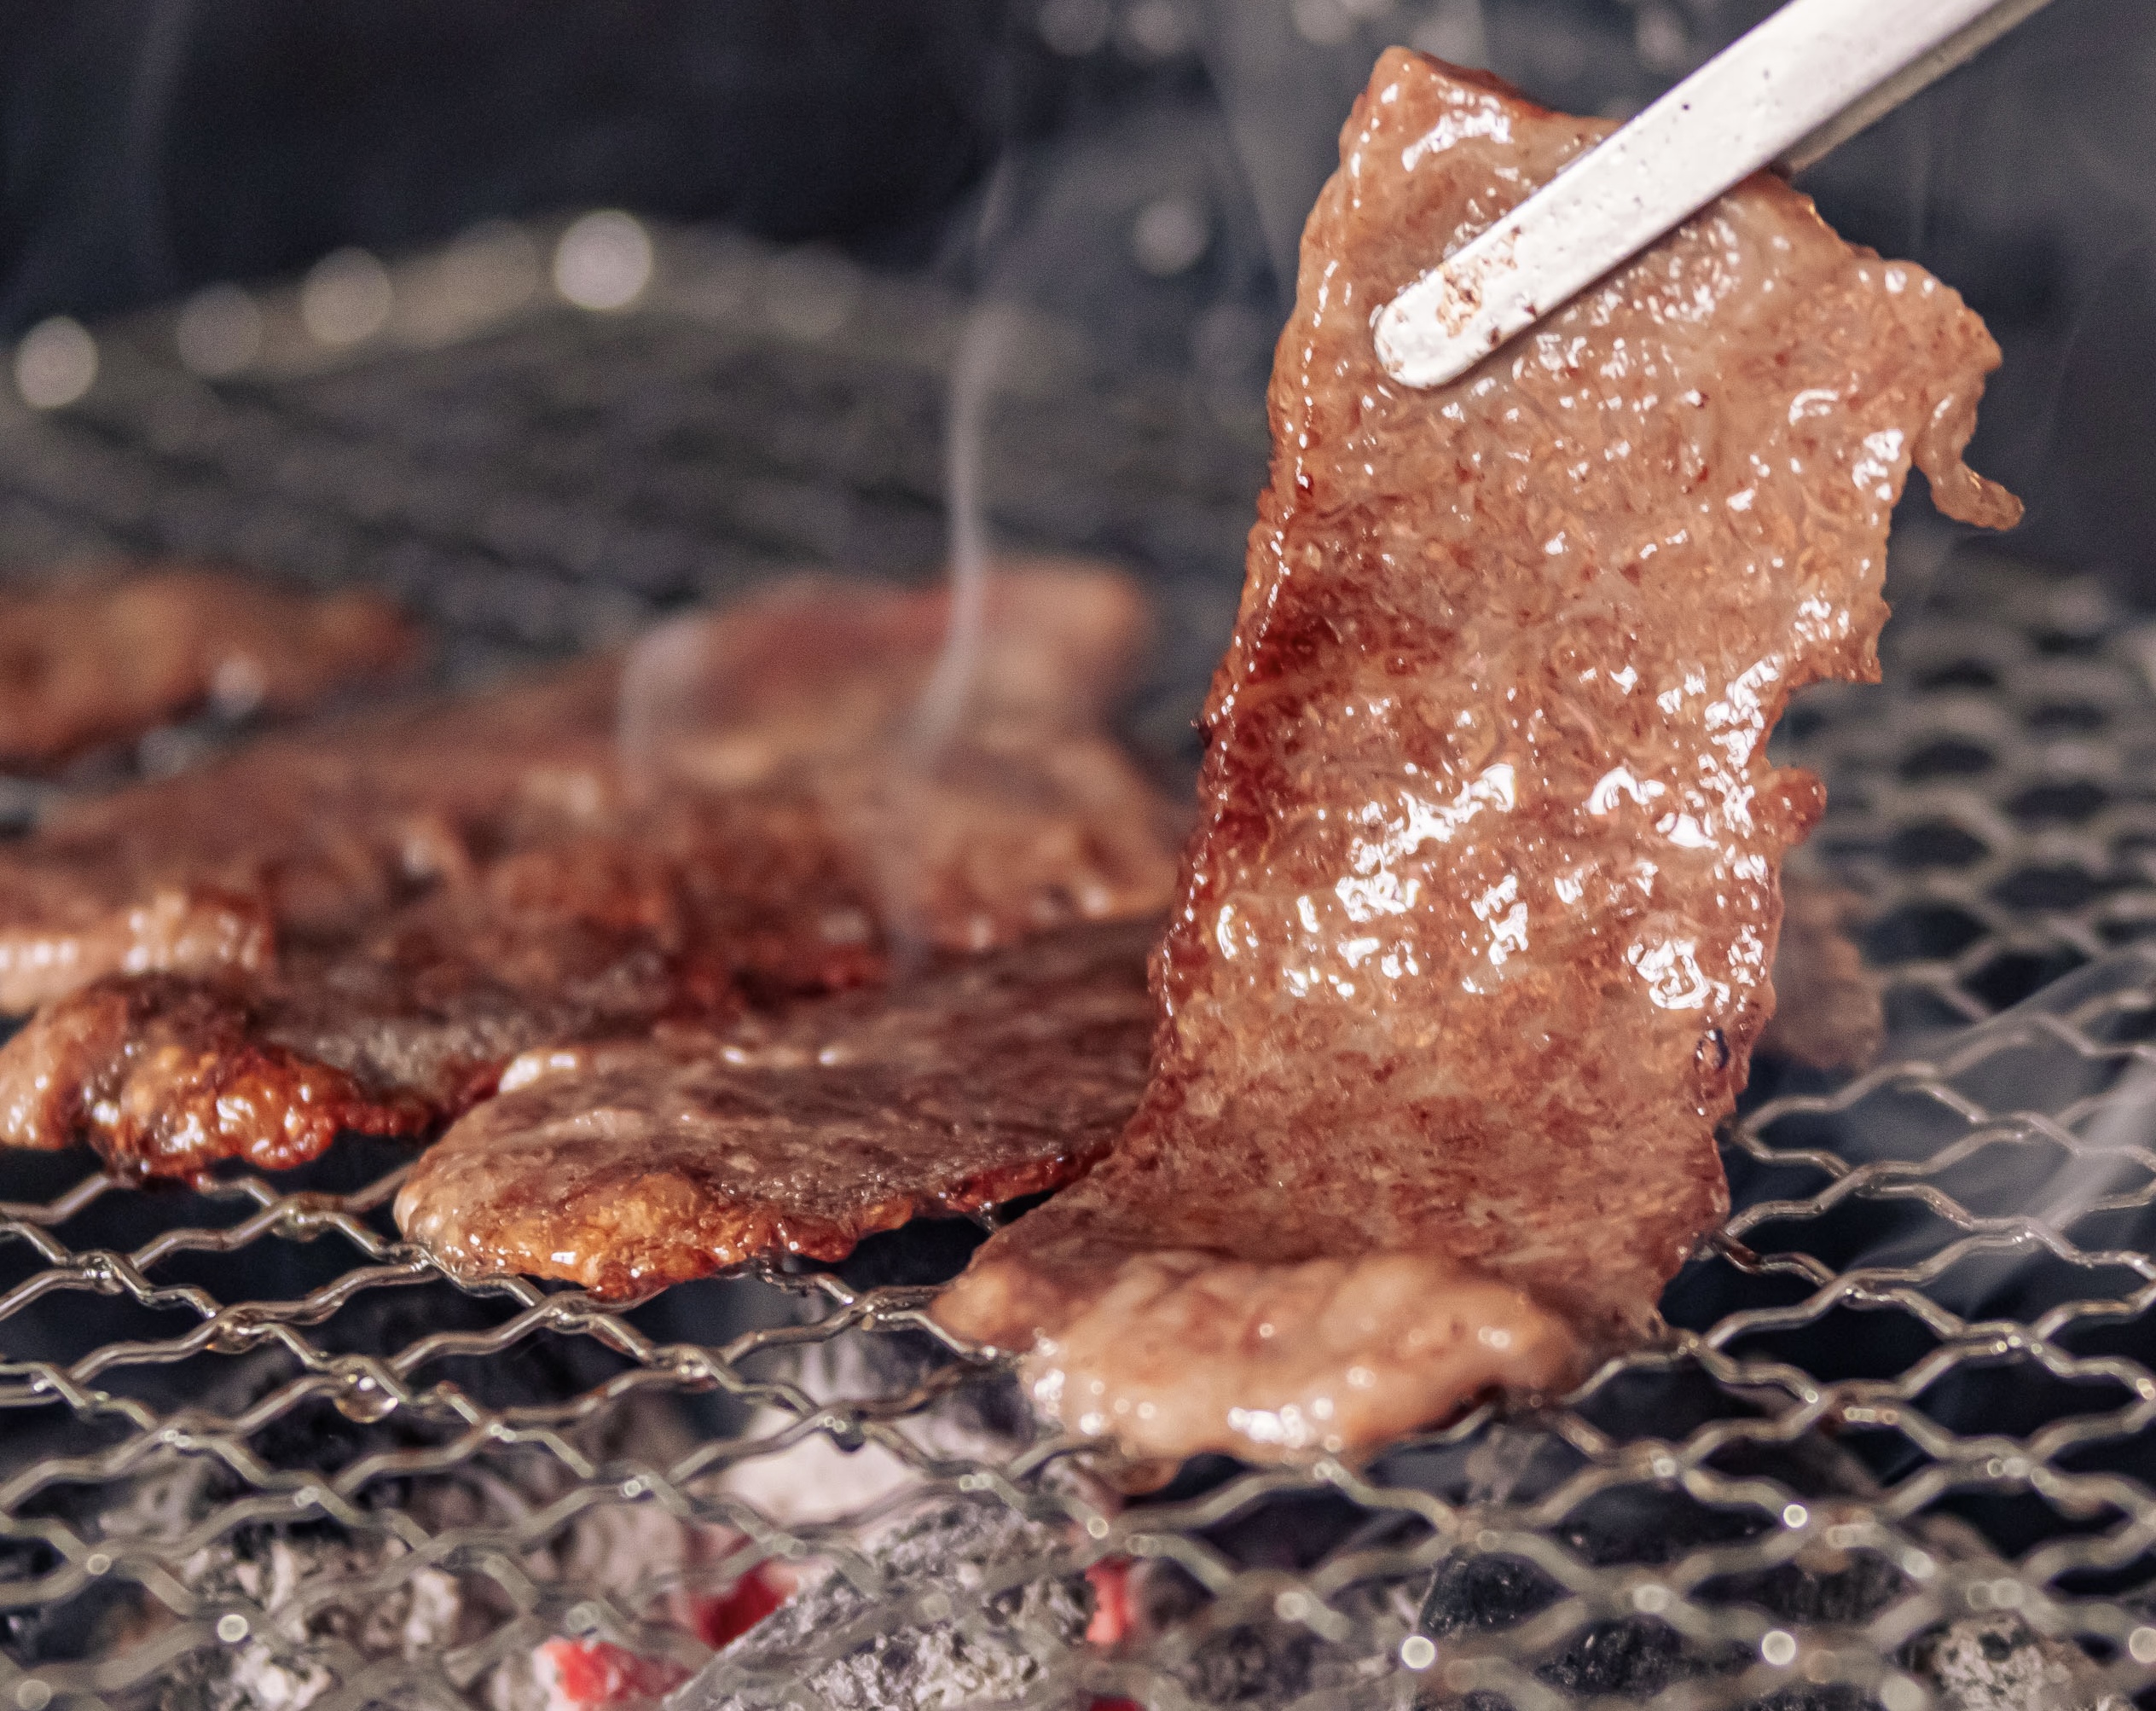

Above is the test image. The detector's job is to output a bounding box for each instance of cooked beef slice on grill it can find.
[0,565,421,770]
[396,917,1156,1296]
[0,658,627,1016]
[0,803,876,1174]
[0,566,1179,1175]
[622,559,1182,953]
[935,49,2019,1464]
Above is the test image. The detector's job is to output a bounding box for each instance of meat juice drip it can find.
[936,49,2020,1462]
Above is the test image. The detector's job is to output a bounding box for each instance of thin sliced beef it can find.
[0,660,625,1015]
[0,802,870,1175]
[395,919,1156,1298]
[0,566,1179,1175]
[622,560,1181,952]
[0,566,420,769]
[934,51,2019,1463]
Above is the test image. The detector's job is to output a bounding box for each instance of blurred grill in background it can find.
[1,0,2151,586]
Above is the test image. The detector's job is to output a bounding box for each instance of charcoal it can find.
[1910,1615,2130,1711]
[1414,1522,2115,1711]
[2,1534,143,1668]
[1133,1575,1417,1709]
[668,1499,1090,1711]
[1064,1426,2107,1711]
[1409,1482,1894,1708]
[157,1527,477,1711]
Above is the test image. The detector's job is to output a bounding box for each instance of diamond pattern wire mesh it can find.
[2,223,2155,1709]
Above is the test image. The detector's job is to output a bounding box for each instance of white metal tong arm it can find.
[1372,0,2056,391]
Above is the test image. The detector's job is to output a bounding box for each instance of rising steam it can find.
[909,301,1021,758]
[1752,948,2156,1322]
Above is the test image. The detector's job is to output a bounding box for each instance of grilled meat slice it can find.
[0,802,871,1175]
[936,50,2020,1463]
[622,561,1181,954]
[0,565,420,769]
[396,918,1156,1297]
[0,660,625,1015]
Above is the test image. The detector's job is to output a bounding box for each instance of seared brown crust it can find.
[0,803,881,1176]
[395,918,1158,1298]
[0,566,421,768]
[0,975,436,1175]
[936,50,2019,1460]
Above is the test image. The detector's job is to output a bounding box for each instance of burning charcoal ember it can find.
[0,566,422,771]
[1755,874,1884,1072]
[61,1365,755,1711]
[395,917,1155,1295]
[157,1528,478,1711]
[0,566,1178,1178]
[536,1638,702,1710]
[516,1515,793,1711]
[667,1499,1092,1711]
[151,1495,771,1711]
[935,49,2019,1463]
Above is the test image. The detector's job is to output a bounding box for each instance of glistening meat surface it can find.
[0,566,1179,1176]
[935,50,2019,1462]
[0,565,420,769]
[395,919,1156,1298]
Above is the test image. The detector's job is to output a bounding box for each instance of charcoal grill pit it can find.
[3,221,2156,1711]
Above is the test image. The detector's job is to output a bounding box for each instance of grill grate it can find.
[3,222,2155,1710]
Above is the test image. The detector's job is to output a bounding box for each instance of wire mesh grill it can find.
[3,223,2156,1710]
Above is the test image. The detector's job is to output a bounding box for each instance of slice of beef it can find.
[0,802,873,1176]
[622,559,1183,954]
[0,562,1174,1015]
[0,658,626,1015]
[0,566,1179,1176]
[395,917,1156,1298]
[0,565,421,769]
[934,50,2020,1464]
[0,973,439,1174]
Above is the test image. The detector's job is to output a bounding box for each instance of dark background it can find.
[0,0,2149,591]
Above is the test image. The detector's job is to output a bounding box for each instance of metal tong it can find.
[1374,0,2056,391]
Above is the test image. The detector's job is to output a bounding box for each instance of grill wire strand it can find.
[2,222,2155,1710]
